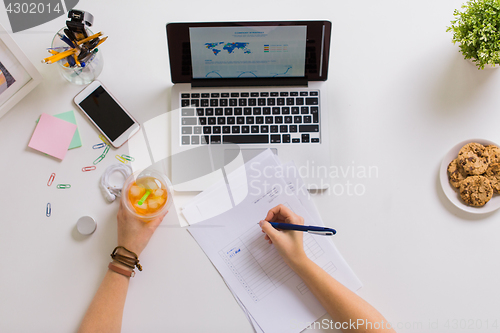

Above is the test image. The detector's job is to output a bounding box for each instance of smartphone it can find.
[74,81,140,148]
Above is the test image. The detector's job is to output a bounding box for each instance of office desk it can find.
[1,1,500,332]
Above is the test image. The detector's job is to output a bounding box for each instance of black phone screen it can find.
[79,86,135,141]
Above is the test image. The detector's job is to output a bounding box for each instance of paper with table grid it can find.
[219,224,326,302]
[186,150,362,333]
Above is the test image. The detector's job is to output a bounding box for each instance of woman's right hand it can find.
[259,204,309,269]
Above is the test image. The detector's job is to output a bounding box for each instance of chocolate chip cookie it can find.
[484,163,500,194]
[485,145,500,164]
[459,175,493,207]
[448,158,468,188]
[457,143,490,175]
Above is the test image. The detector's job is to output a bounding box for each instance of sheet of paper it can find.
[183,152,322,227]
[182,149,274,224]
[188,151,362,333]
[225,282,264,333]
[28,113,76,160]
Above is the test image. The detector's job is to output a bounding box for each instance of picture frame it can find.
[0,23,42,119]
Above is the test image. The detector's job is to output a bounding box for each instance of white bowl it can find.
[439,138,500,214]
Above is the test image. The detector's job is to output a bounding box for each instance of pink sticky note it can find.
[28,113,77,160]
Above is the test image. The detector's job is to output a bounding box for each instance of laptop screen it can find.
[189,26,307,79]
[167,21,331,84]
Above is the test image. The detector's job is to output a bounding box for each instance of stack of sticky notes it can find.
[28,111,81,160]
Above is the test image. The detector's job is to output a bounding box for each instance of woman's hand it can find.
[259,204,308,269]
[116,201,167,256]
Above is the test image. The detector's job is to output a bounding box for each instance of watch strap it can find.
[108,262,135,277]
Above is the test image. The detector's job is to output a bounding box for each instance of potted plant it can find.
[447,0,500,69]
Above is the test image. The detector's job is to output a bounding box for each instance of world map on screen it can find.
[205,42,252,56]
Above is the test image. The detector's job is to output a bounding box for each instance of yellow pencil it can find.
[94,36,108,48]
[76,31,103,45]
[41,48,77,64]
[73,54,81,66]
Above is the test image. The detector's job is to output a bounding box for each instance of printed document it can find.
[187,150,362,333]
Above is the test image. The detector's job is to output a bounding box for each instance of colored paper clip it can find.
[93,145,110,165]
[115,155,128,164]
[47,173,56,186]
[99,134,109,144]
[93,142,106,149]
[82,166,96,172]
[56,184,71,189]
[46,203,51,217]
[93,154,105,165]
[121,154,135,162]
[102,145,110,157]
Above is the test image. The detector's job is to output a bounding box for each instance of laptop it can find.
[166,21,332,191]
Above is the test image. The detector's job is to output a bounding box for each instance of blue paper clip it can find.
[93,142,106,149]
[46,203,51,217]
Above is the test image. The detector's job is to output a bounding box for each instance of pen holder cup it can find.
[121,169,173,222]
[51,28,103,85]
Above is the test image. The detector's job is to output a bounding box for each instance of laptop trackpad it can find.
[224,148,277,165]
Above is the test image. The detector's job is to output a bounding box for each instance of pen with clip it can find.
[269,222,336,236]
[57,32,75,48]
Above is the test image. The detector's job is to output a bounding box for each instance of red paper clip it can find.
[47,173,56,186]
[82,166,96,172]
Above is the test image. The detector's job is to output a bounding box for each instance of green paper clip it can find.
[138,190,151,206]
[102,145,110,157]
[93,154,105,165]
[121,154,135,162]
[56,184,71,189]
[93,145,111,165]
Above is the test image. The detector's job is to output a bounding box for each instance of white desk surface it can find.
[1,0,500,332]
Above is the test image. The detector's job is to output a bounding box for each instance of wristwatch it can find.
[108,262,135,277]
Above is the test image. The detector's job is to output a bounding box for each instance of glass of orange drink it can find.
[122,169,173,221]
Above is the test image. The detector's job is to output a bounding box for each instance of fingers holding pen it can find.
[265,204,304,225]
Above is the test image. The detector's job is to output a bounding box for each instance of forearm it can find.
[292,259,395,333]
[78,268,130,333]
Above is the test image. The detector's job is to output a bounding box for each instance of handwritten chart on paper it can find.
[219,224,329,302]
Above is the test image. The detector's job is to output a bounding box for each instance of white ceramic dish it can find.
[439,138,500,214]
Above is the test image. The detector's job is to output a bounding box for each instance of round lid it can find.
[77,216,97,235]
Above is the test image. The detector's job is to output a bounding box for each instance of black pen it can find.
[269,222,336,236]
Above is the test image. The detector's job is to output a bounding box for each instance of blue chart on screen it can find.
[189,26,307,79]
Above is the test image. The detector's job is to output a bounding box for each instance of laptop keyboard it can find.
[179,90,320,145]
